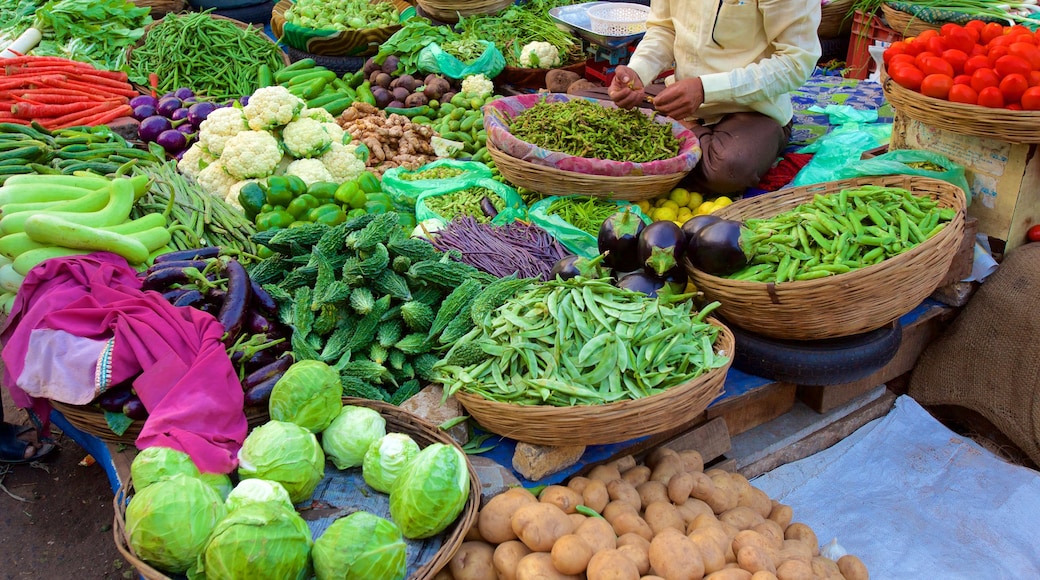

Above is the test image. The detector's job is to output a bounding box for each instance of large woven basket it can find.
[881,3,942,36]
[454,319,733,446]
[113,397,480,580]
[883,75,1040,144]
[416,0,512,24]
[818,0,855,39]
[271,0,412,57]
[686,175,966,341]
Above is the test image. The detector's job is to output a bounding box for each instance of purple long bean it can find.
[430,216,568,280]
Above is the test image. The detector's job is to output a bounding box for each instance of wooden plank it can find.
[659,417,731,464]
[108,444,137,491]
[937,216,978,287]
[706,457,737,473]
[707,382,797,437]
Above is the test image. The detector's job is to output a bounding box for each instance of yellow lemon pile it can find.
[637,188,733,226]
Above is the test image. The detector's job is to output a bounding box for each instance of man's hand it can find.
[608,65,645,109]
[653,77,705,120]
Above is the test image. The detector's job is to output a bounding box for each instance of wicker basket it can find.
[454,319,733,446]
[113,397,480,580]
[131,0,186,18]
[880,3,942,36]
[415,0,512,24]
[686,175,966,341]
[271,0,411,57]
[818,0,855,39]
[52,400,269,446]
[883,75,1040,144]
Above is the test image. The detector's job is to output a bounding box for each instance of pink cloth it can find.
[0,252,246,473]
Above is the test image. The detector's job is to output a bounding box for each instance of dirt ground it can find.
[0,393,127,580]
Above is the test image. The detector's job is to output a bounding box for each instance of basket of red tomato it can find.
[882,20,1040,144]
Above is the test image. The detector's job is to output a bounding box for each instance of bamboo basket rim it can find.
[271,0,410,55]
[883,74,1040,144]
[453,318,733,446]
[880,3,942,37]
[52,400,269,445]
[685,175,966,340]
[415,0,513,23]
[113,397,480,580]
[131,0,186,17]
[818,0,855,38]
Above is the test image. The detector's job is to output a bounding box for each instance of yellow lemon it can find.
[651,206,678,222]
[677,207,694,222]
[668,187,691,207]
[695,201,717,215]
[686,191,704,210]
[660,200,680,213]
[654,196,671,208]
[673,220,685,228]
[713,196,734,208]
[636,200,652,214]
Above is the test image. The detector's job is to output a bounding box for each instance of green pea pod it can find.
[264,176,294,207]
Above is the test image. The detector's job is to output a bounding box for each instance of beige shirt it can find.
[626,0,822,125]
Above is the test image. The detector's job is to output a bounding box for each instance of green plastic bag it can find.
[417,41,506,80]
[833,149,973,206]
[416,177,525,227]
[381,159,493,213]
[791,123,893,187]
[528,196,652,259]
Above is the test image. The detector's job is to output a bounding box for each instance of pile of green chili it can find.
[547,196,626,236]
[509,98,681,162]
[424,187,506,223]
[128,10,287,100]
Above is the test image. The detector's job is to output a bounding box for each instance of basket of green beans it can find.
[271,0,411,57]
[685,175,967,341]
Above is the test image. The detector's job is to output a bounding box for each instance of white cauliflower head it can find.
[243,85,305,131]
[519,41,561,69]
[282,117,333,159]
[461,74,494,98]
[320,141,366,183]
[196,161,239,198]
[324,122,347,145]
[299,107,337,123]
[197,107,248,157]
[220,130,282,180]
[285,158,334,185]
[177,142,215,180]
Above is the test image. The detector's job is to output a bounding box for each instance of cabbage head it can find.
[225,479,294,513]
[363,433,420,494]
[237,420,325,503]
[321,405,386,470]
[269,359,343,433]
[130,446,200,491]
[197,472,233,502]
[125,473,226,574]
[389,443,470,539]
[190,502,313,580]
[312,511,406,580]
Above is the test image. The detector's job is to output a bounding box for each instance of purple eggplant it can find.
[479,196,499,219]
[638,221,686,277]
[218,259,251,342]
[132,104,156,121]
[172,87,194,100]
[246,311,276,335]
[137,115,172,142]
[155,129,187,155]
[155,96,183,117]
[172,289,205,308]
[142,265,200,290]
[243,355,293,390]
[689,219,748,276]
[129,94,157,109]
[244,373,282,407]
[96,386,134,412]
[249,278,277,314]
[617,271,667,297]
[161,287,193,303]
[598,209,646,272]
[147,259,211,274]
[153,246,221,263]
[187,101,218,128]
[122,395,148,420]
[550,252,609,281]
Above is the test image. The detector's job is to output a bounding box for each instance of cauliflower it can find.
[285,158,334,185]
[519,41,561,69]
[299,107,336,123]
[177,142,215,180]
[220,130,282,180]
[224,179,258,212]
[281,117,333,159]
[320,141,366,183]
[243,85,305,131]
[324,122,347,145]
[196,161,239,198]
[461,74,494,99]
[197,107,248,157]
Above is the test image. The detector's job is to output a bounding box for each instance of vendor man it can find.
[608,0,822,196]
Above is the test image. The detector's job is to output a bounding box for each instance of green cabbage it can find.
[321,405,386,470]
[237,420,325,504]
[197,472,234,502]
[125,473,226,574]
[363,433,420,494]
[268,359,343,433]
[190,503,313,580]
[130,446,200,491]
[225,479,295,513]
[311,511,406,580]
[389,443,470,539]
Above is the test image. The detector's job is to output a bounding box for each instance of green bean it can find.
[423,187,504,223]
[546,196,620,236]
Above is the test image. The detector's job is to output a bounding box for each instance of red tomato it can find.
[977,86,1006,108]
[918,29,940,42]
[964,20,987,34]
[940,49,969,75]
[1029,71,1040,87]
[1000,73,1030,104]
[1023,87,1040,110]
[987,45,1011,64]
[987,34,1016,50]
[953,74,972,85]
[910,37,931,56]
[889,64,925,91]
[1008,43,1040,70]
[884,41,911,64]
[888,53,918,70]
[981,22,1005,44]
[920,56,955,77]
[1008,103,1023,110]
[1007,25,1035,40]
[970,68,1000,93]
[914,51,937,70]
[926,36,948,55]
[948,84,979,105]
[994,55,1032,78]
[1027,224,1040,243]
[963,54,991,75]
[921,74,955,99]
[970,43,988,57]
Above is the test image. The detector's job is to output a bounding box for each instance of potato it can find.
[567,476,592,495]
[736,545,776,575]
[750,572,778,580]
[678,450,704,473]
[751,521,784,550]
[607,479,642,512]
[704,570,752,580]
[645,447,680,469]
[612,455,638,474]
[617,542,651,575]
[706,474,740,514]
[643,501,686,536]
[611,512,654,542]
[766,504,792,531]
[676,499,714,528]
[494,541,533,580]
[648,530,705,580]
[588,464,622,482]
[810,556,842,579]
[545,69,582,93]
[576,516,618,554]
[582,479,610,514]
[782,524,818,556]
[603,500,638,524]
[836,555,869,580]
[689,512,723,533]
[433,570,453,580]
[727,473,752,496]
[738,487,773,519]
[617,532,651,551]
[587,549,641,580]
[688,528,728,574]
[466,522,486,542]
[450,541,497,580]
[649,454,685,484]
[775,559,812,580]
[777,540,812,564]
[512,503,576,552]
[667,472,695,505]
[636,481,670,509]
[720,507,766,531]
[621,465,652,487]
[569,513,588,529]
[718,521,741,543]
[479,488,539,543]
[516,552,583,580]
[641,576,667,580]
[704,468,730,478]
[731,530,775,557]
[551,534,594,575]
[541,485,584,514]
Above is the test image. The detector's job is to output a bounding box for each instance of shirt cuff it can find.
[626,59,658,87]
[699,72,734,103]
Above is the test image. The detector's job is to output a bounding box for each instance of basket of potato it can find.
[442,448,870,580]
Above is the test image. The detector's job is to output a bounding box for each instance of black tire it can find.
[725,318,903,386]
[285,46,366,75]
[209,2,275,24]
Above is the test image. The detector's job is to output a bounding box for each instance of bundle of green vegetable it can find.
[509,98,681,162]
[546,196,626,236]
[456,0,583,68]
[284,0,399,31]
[374,18,458,76]
[434,277,728,406]
[127,10,287,101]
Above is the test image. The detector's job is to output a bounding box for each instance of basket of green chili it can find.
[685,174,967,341]
[484,93,701,200]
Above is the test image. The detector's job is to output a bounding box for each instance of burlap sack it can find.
[909,243,1040,466]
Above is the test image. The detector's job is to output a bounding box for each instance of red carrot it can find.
[0,56,81,67]
[67,72,135,90]
[12,100,117,119]
[52,103,132,129]
[12,88,110,101]
[6,67,129,82]
[43,101,120,128]
[38,76,136,99]
[12,92,103,105]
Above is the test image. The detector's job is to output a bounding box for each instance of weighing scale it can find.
[548,2,648,84]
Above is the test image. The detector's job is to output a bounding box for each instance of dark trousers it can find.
[680,112,792,196]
